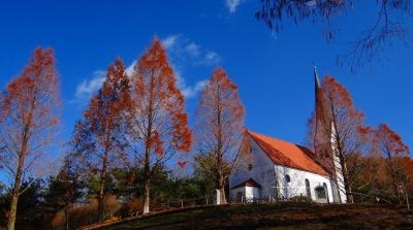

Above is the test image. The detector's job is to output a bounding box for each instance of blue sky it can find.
[1,0,412,158]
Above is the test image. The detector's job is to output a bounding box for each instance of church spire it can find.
[314,66,327,125]
[312,67,346,203]
[314,66,321,96]
[314,66,322,124]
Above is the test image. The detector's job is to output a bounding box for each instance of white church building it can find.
[229,130,346,203]
[229,68,347,203]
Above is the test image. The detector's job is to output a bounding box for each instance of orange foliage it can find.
[398,157,413,178]
[194,67,245,203]
[0,47,60,230]
[376,123,410,158]
[131,38,192,155]
[128,38,192,213]
[72,58,130,222]
[373,123,410,199]
[310,75,366,170]
[308,75,367,203]
[177,160,188,169]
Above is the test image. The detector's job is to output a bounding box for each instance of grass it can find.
[85,203,413,230]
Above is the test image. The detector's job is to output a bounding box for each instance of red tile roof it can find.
[247,130,329,176]
[231,178,262,190]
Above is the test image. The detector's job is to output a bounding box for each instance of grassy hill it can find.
[85,203,413,230]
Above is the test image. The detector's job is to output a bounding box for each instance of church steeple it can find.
[314,66,321,95]
[314,66,328,127]
[314,66,324,126]
[312,67,347,203]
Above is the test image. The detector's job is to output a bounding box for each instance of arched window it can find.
[323,182,329,202]
[305,179,311,197]
[315,186,326,199]
[285,174,290,183]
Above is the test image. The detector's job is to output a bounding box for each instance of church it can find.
[229,68,347,203]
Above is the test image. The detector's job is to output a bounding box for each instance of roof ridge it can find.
[248,131,299,168]
[246,130,329,176]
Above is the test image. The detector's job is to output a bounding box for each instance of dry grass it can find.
[86,203,413,230]
[52,195,122,230]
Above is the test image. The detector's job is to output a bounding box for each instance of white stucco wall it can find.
[231,186,260,201]
[274,165,333,202]
[330,124,348,203]
[230,135,336,203]
[230,135,275,198]
[245,186,260,199]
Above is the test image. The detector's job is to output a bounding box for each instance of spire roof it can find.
[314,66,321,93]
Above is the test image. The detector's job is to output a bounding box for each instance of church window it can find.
[285,174,290,183]
[323,183,329,201]
[315,186,326,199]
[248,164,253,171]
[305,179,311,197]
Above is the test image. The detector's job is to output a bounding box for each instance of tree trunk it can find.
[7,190,19,230]
[7,140,27,230]
[142,176,150,214]
[142,96,153,215]
[387,154,402,203]
[330,105,353,204]
[97,154,108,222]
[142,132,151,214]
[65,207,69,230]
[338,148,353,203]
[218,176,227,204]
[98,126,111,222]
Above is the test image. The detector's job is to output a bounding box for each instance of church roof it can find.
[247,130,330,176]
[231,178,262,190]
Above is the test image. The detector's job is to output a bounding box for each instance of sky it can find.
[0,0,412,161]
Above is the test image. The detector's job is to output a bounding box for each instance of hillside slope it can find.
[88,203,413,230]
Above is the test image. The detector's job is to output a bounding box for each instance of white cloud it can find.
[175,70,208,98]
[73,70,106,104]
[125,60,136,77]
[74,35,217,103]
[185,42,200,57]
[161,34,222,67]
[306,0,317,7]
[270,30,278,40]
[204,51,221,65]
[184,80,208,98]
[124,61,206,99]
[159,34,222,98]
[162,35,180,50]
[225,0,244,13]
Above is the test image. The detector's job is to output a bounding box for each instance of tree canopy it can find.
[256,0,412,71]
[194,67,245,204]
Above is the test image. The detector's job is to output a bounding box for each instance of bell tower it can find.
[313,66,346,203]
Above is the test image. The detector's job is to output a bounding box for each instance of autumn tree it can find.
[194,67,245,204]
[256,0,412,71]
[307,75,367,203]
[46,153,84,230]
[375,123,410,201]
[397,157,413,200]
[70,58,130,222]
[127,38,191,213]
[0,48,60,230]
[349,125,411,203]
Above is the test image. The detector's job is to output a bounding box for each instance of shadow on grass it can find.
[97,203,413,230]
